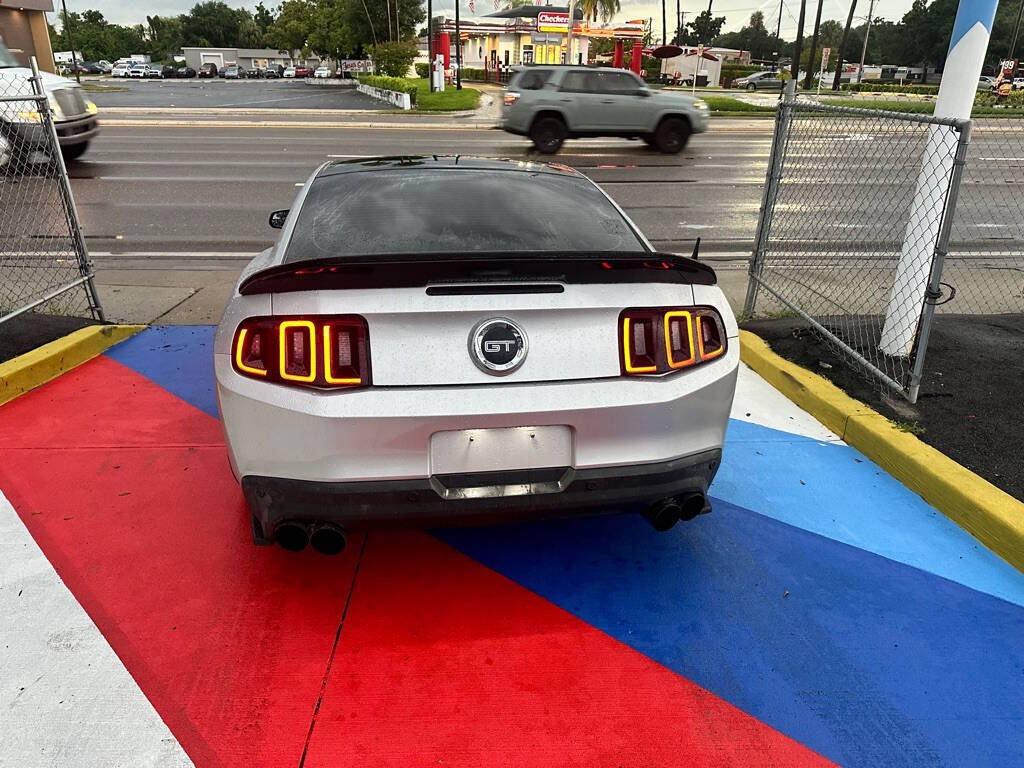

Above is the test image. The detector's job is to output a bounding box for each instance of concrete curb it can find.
[101,119,498,130]
[739,329,1024,574]
[0,325,145,407]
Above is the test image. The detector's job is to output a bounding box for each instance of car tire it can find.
[746,82,756,91]
[530,116,567,154]
[60,142,89,162]
[653,117,691,154]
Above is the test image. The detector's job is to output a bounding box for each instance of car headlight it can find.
[86,100,99,115]
[47,95,65,120]
[694,99,709,110]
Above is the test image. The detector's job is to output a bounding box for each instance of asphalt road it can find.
[87,78,386,110]
[69,121,771,259]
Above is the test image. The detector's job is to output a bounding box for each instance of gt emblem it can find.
[469,318,528,375]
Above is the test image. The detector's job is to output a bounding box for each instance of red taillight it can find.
[620,307,726,376]
[232,316,370,389]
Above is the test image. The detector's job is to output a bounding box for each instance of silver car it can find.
[502,65,709,154]
[215,156,738,554]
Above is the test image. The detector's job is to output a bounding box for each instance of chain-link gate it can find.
[1,58,103,327]
[744,83,971,403]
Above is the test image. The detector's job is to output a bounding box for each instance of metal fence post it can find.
[905,120,972,404]
[29,56,105,322]
[744,79,796,316]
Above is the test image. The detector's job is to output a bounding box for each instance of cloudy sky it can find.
[58,0,917,39]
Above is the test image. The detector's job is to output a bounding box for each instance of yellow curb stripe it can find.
[0,325,145,407]
[739,329,1024,574]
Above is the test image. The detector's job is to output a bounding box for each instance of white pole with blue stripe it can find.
[879,0,999,356]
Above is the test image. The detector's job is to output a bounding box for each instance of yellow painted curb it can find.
[0,324,145,407]
[739,329,1024,573]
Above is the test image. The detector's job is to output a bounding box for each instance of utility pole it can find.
[1009,0,1024,60]
[663,0,667,45]
[803,0,823,89]
[789,0,806,82]
[455,0,462,89]
[676,0,680,44]
[427,0,435,92]
[60,0,81,84]
[857,0,875,84]
[832,0,856,89]
[775,0,783,69]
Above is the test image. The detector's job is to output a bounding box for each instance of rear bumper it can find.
[243,448,721,539]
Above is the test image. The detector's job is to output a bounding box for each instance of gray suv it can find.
[501,66,709,154]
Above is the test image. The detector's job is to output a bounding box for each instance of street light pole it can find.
[1009,0,1024,59]
[427,0,435,92]
[775,0,783,69]
[455,0,462,89]
[60,0,81,84]
[832,0,857,89]
[803,0,823,89]
[789,0,806,82]
[857,0,875,84]
[566,0,575,64]
[662,0,667,46]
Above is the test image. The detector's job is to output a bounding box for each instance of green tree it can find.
[369,40,417,76]
[333,0,424,52]
[146,15,184,61]
[712,11,787,60]
[253,2,276,34]
[181,1,244,48]
[238,15,265,47]
[579,0,620,23]
[682,10,725,45]
[266,0,315,52]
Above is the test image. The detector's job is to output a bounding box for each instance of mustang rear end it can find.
[214,157,738,552]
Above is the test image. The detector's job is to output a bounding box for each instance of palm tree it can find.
[579,0,620,23]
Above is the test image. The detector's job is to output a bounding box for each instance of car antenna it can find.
[690,237,701,261]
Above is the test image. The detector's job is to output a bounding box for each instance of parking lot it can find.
[87,78,387,110]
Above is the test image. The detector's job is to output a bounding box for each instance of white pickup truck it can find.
[0,40,99,170]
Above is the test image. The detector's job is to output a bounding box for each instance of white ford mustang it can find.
[214,156,738,554]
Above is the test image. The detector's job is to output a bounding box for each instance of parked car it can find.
[221,65,246,79]
[1015,77,1024,90]
[502,65,708,154]
[215,155,737,553]
[128,63,148,78]
[732,71,785,91]
[77,61,104,74]
[283,66,297,78]
[246,67,263,78]
[314,65,331,78]
[144,63,163,78]
[0,38,100,168]
[96,59,113,73]
[198,63,218,78]
[978,75,997,90]
[111,62,133,77]
[263,66,283,78]
[294,66,313,77]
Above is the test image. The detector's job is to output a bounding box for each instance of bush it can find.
[975,88,1024,108]
[841,82,939,94]
[414,62,429,78]
[457,67,488,81]
[369,41,418,78]
[357,75,418,105]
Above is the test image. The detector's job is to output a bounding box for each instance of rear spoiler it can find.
[239,243,715,296]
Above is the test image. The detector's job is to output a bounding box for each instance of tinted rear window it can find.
[283,167,646,262]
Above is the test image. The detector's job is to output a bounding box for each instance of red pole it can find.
[630,40,642,75]
[440,32,451,70]
[613,39,624,68]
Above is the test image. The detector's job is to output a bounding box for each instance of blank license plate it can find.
[429,426,574,476]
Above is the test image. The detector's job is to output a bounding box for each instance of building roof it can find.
[486,5,583,18]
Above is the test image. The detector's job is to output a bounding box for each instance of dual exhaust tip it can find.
[275,521,347,555]
[272,492,706,551]
[646,491,708,532]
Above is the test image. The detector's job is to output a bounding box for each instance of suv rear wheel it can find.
[530,115,567,154]
[653,117,691,154]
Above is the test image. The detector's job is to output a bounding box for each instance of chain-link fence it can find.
[940,120,1024,316]
[744,83,972,402]
[1,58,103,327]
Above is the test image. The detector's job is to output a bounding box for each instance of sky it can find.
[55,0,918,40]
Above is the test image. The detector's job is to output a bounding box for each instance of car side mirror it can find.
[269,209,289,229]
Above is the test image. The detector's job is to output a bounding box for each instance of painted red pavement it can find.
[0,353,830,766]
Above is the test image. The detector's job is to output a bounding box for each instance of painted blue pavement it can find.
[106,325,218,419]
[718,418,1024,608]
[437,507,1024,768]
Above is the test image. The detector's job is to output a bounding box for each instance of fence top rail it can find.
[0,92,45,104]
[788,96,970,129]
